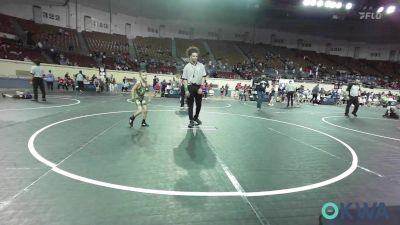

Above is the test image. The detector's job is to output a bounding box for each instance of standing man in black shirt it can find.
[255,75,268,111]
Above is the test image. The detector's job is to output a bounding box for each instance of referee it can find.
[182,46,207,128]
[30,60,46,102]
[286,80,296,108]
[345,79,361,117]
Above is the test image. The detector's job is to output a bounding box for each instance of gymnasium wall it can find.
[0,2,33,21]
[0,59,140,82]
[0,59,252,89]
[1,59,397,95]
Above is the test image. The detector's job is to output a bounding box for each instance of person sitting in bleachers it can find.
[122,77,129,92]
[57,76,65,90]
[154,82,161,96]
[65,77,75,91]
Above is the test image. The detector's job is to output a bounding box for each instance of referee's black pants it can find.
[77,81,84,91]
[180,86,185,107]
[187,84,202,121]
[345,96,359,115]
[32,77,46,100]
[287,91,294,107]
[310,94,318,104]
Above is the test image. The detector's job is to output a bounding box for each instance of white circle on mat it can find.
[28,110,358,197]
[322,116,400,142]
[0,97,80,111]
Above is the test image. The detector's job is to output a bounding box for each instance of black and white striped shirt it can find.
[182,62,206,85]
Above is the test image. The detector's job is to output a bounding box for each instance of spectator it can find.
[122,76,129,92]
[75,70,86,94]
[220,86,225,97]
[161,79,167,97]
[46,70,55,91]
[311,83,320,105]
[153,75,158,88]
[57,76,64,90]
[65,77,75,92]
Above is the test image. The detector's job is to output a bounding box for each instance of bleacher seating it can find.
[365,60,398,78]
[14,17,80,52]
[359,59,382,76]
[126,58,139,71]
[394,64,400,77]
[15,17,40,34]
[236,42,284,70]
[99,53,138,71]
[267,45,313,69]
[36,25,80,52]
[302,51,337,74]
[147,65,176,74]
[0,14,16,35]
[0,37,47,63]
[328,55,360,73]
[134,36,173,62]
[207,40,247,65]
[83,31,129,55]
[50,51,97,68]
[328,55,379,76]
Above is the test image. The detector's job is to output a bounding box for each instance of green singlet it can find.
[135,82,149,105]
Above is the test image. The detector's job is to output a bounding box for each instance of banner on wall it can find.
[41,6,66,27]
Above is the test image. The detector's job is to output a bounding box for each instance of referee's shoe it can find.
[188,120,195,128]
[194,118,202,125]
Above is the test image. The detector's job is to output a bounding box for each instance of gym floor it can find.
[0,93,399,225]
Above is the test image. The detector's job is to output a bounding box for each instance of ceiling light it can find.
[303,0,311,7]
[345,2,353,10]
[325,1,335,8]
[386,5,396,14]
